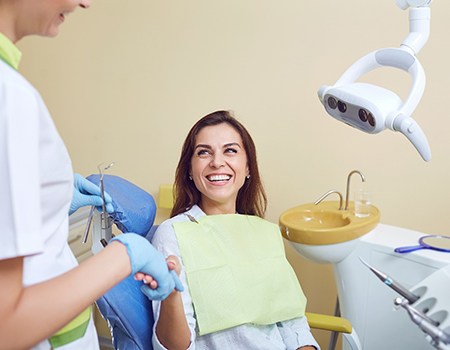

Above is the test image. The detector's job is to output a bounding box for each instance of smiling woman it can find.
[139,110,320,350]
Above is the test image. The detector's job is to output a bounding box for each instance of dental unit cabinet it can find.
[331,224,450,350]
[280,171,450,349]
[282,219,450,350]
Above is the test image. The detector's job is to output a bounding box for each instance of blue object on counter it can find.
[394,235,450,254]
[87,174,156,237]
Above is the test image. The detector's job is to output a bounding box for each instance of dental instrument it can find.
[318,0,433,161]
[359,257,420,304]
[394,297,450,349]
[360,258,450,345]
[99,162,114,230]
[83,162,115,248]
[394,296,439,327]
[395,235,450,253]
[82,206,95,244]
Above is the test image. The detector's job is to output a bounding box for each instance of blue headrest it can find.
[87,174,156,236]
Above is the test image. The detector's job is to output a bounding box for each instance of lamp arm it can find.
[395,0,432,10]
[400,7,431,55]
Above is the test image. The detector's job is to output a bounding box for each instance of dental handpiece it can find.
[395,298,450,345]
[394,296,439,327]
[359,257,420,304]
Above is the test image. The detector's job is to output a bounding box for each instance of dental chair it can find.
[92,178,361,350]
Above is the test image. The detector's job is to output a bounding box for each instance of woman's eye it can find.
[225,147,238,154]
[197,149,211,157]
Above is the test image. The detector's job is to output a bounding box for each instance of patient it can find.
[138,110,319,350]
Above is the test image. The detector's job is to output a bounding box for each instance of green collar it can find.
[0,33,22,70]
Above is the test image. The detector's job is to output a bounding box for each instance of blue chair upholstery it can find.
[96,275,154,350]
[89,175,158,349]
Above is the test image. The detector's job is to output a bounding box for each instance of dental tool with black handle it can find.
[359,257,420,304]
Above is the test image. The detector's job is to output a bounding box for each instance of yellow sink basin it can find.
[279,201,380,245]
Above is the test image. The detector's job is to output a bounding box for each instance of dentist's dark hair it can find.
[170,110,267,218]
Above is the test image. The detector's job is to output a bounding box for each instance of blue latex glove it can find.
[111,233,184,301]
[69,173,114,215]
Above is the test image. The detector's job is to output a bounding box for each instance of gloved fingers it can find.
[69,191,103,215]
[106,201,114,213]
[77,194,104,208]
[74,174,114,212]
[170,270,184,292]
[140,270,183,301]
[140,282,172,301]
[100,190,113,211]
[95,202,114,213]
[74,174,101,196]
[111,233,167,276]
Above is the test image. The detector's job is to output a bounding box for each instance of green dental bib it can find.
[174,214,306,335]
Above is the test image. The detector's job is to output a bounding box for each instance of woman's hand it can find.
[135,255,181,291]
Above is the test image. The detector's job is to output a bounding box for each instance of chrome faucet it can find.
[314,189,344,210]
[345,170,366,210]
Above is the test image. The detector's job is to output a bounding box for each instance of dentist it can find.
[0,1,181,349]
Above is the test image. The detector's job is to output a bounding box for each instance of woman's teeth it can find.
[207,175,231,182]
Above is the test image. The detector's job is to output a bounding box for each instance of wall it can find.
[18,1,450,347]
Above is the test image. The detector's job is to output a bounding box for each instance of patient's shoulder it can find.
[152,205,205,249]
[151,212,189,253]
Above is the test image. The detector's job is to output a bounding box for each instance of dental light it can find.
[318,0,433,161]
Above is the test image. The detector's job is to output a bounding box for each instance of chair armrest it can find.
[305,312,352,334]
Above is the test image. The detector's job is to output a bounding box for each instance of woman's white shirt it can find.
[151,205,320,350]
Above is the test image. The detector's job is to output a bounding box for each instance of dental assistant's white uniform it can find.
[0,34,99,349]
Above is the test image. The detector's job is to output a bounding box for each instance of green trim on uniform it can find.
[0,32,22,69]
[49,306,91,348]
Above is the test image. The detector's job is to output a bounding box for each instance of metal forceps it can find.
[82,162,115,247]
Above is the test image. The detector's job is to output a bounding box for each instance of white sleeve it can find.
[151,220,197,350]
[277,316,321,350]
[0,80,43,260]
